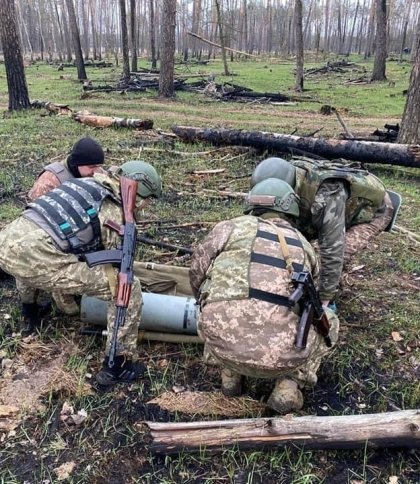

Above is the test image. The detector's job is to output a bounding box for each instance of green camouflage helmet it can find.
[244,178,299,217]
[119,160,162,198]
[251,157,296,188]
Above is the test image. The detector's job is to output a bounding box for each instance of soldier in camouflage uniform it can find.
[24,137,106,316]
[28,137,106,200]
[190,178,339,413]
[251,157,394,306]
[0,160,162,387]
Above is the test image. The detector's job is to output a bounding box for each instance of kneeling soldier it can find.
[189,178,339,413]
[0,160,162,387]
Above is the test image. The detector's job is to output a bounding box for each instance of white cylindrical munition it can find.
[80,292,198,335]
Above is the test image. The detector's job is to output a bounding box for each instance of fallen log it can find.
[74,111,153,130]
[172,126,420,168]
[146,409,420,454]
[31,99,73,115]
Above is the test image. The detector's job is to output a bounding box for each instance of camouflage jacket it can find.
[190,213,324,375]
[291,158,387,300]
[28,160,73,201]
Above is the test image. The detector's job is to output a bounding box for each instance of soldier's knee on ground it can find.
[267,378,304,414]
[221,368,242,397]
[53,292,80,316]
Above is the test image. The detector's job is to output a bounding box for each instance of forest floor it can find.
[0,55,419,483]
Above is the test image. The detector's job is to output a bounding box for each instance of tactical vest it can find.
[25,178,114,254]
[293,158,386,232]
[202,215,307,306]
[41,161,74,184]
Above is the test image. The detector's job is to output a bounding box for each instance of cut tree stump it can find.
[146,409,420,454]
[172,126,420,168]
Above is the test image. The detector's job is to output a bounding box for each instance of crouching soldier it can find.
[25,137,107,316]
[189,179,339,413]
[0,160,162,387]
[251,157,394,308]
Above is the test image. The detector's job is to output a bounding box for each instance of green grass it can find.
[0,56,419,483]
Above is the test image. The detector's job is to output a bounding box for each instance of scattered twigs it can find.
[393,225,420,245]
[137,235,193,255]
[305,60,359,76]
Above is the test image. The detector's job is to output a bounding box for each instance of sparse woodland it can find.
[0,0,419,482]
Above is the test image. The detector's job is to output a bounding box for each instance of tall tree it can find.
[159,0,176,97]
[371,0,387,80]
[130,0,138,71]
[215,0,230,75]
[294,0,304,92]
[0,0,31,110]
[149,0,157,69]
[65,0,87,79]
[398,15,420,143]
[119,0,130,81]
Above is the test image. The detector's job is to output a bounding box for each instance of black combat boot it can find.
[20,303,40,336]
[95,355,146,388]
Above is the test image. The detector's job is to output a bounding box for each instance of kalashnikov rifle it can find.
[288,271,332,350]
[84,176,138,368]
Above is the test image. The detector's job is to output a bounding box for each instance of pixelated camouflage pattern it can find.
[292,158,386,232]
[0,194,140,359]
[28,161,73,202]
[191,214,335,383]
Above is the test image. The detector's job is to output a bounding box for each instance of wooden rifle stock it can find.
[107,176,139,368]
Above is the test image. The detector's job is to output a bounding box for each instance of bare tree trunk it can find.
[81,0,90,59]
[294,0,304,92]
[130,0,138,71]
[90,0,98,60]
[323,0,331,53]
[119,0,130,81]
[58,0,73,62]
[0,0,31,110]
[364,0,375,58]
[149,0,157,69]
[65,0,87,79]
[372,0,387,80]
[399,0,413,62]
[158,0,176,97]
[346,0,359,55]
[16,0,34,61]
[398,15,420,143]
[215,0,230,75]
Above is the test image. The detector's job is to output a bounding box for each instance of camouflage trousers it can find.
[200,301,340,389]
[344,192,394,264]
[0,217,142,359]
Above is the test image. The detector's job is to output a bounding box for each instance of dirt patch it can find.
[148,390,266,417]
[0,339,89,420]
